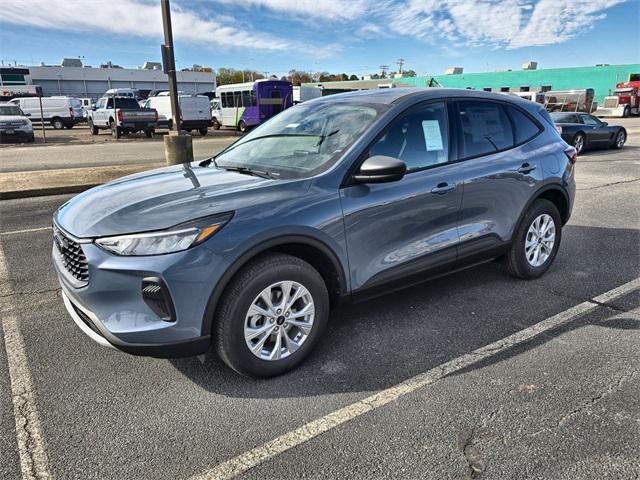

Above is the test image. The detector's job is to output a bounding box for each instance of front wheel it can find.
[215,253,329,377]
[212,118,221,130]
[623,105,630,118]
[611,129,626,149]
[572,132,585,154]
[199,127,208,136]
[89,120,99,135]
[504,199,562,279]
[51,118,64,130]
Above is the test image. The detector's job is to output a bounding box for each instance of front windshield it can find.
[214,101,387,179]
[0,105,24,116]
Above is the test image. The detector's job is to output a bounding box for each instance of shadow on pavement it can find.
[170,224,640,398]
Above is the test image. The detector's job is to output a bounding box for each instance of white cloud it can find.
[214,0,372,21]
[386,0,626,49]
[0,0,291,51]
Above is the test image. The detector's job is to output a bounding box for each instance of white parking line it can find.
[0,244,52,479]
[190,277,640,480]
[0,227,52,236]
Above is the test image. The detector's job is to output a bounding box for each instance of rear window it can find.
[550,112,579,123]
[456,100,514,159]
[106,98,141,109]
[506,106,541,144]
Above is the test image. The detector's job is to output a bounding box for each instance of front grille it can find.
[53,225,89,285]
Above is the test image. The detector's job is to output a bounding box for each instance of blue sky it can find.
[1,0,639,78]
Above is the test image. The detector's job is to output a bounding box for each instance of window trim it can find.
[451,98,544,162]
[341,99,454,187]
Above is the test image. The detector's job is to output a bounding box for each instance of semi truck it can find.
[595,76,640,118]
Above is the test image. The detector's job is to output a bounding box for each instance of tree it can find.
[215,67,264,85]
[404,69,417,77]
[349,74,359,81]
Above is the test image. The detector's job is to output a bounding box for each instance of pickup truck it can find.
[87,96,158,138]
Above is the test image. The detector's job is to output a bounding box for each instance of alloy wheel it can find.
[573,135,584,154]
[525,214,556,267]
[616,131,625,148]
[244,281,315,361]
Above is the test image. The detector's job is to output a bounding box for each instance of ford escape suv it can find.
[53,89,576,377]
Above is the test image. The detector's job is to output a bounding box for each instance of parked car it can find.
[550,112,626,154]
[0,102,34,143]
[87,96,158,138]
[79,98,94,119]
[143,94,212,135]
[53,89,576,377]
[8,96,83,129]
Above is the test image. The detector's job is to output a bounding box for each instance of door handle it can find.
[517,163,536,174]
[431,182,456,194]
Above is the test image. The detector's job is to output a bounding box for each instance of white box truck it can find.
[292,86,322,104]
[143,94,212,135]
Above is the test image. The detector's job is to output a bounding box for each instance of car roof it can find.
[312,88,540,108]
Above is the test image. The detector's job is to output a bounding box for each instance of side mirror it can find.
[91,105,96,111]
[24,112,31,117]
[353,155,407,183]
[602,121,608,126]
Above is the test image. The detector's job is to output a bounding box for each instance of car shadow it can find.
[169,224,639,398]
[579,144,639,157]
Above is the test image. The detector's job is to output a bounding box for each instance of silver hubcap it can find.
[617,132,625,147]
[574,135,583,153]
[525,214,556,267]
[244,281,315,361]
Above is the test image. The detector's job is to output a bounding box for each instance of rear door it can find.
[452,99,545,265]
[340,101,464,293]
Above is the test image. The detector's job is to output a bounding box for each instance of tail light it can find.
[564,146,578,164]
[116,109,124,122]
[69,107,74,117]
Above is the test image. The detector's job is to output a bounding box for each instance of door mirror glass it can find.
[602,121,608,126]
[92,105,96,111]
[353,155,407,183]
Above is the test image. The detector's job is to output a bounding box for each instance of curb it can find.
[0,184,101,200]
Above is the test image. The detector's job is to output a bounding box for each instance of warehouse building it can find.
[306,64,640,104]
[0,63,216,99]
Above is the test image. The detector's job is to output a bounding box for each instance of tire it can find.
[504,199,562,279]
[27,133,35,143]
[238,120,247,133]
[144,128,155,138]
[199,127,208,136]
[89,120,99,135]
[51,118,64,130]
[212,118,221,130]
[110,120,121,139]
[215,253,329,378]
[610,129,626,149]
[572,132,585,154]
[65,124,74,130]
[623,105,630,118]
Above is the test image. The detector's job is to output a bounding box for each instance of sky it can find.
[1,0,639,78]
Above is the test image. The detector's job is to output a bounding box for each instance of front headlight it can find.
[95,214,232,256]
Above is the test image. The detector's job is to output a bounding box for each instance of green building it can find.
[307,64,640,104]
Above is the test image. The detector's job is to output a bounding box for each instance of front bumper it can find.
[0,128,34,143]
[53,230,230,358]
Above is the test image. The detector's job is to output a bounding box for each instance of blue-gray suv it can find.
[53,89,576,377]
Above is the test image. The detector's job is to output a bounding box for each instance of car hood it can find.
[55,162,310,238]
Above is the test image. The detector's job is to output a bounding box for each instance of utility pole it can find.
[379,64,389,78]
[160,0,193,165]
[396,58,405,75]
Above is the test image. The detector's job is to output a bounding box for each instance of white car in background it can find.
[9,96,83,129]
[0,102,34,143]
[143,94,212,136]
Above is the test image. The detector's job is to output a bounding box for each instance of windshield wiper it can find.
[221,165,276,179]
[316,129,340,146]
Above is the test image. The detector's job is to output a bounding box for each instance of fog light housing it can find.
[141,278,175,322]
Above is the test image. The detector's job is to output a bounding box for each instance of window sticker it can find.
[422,120,444,151]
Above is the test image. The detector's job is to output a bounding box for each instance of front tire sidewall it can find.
[216,256,329,377]
[507,200,562,279]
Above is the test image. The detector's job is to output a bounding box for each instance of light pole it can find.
[160,0,193,165]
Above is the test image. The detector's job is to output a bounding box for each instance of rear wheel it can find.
[572,132,585,154]
[199,127,208,136]
[215,253,329,377]
[611,129,626,149]
[144,128,155,138]
[110,120,121,139]
[51,117,64,130]
[504,199,562,279]
[238,120,247,133]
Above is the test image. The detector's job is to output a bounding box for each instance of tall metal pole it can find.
[161,0,181,133]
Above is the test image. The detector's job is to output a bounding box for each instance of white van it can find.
[104,88,137,98]
[9,96,83,129]
[143,94,212,135]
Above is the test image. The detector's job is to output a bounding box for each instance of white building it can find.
[21,65,216,99]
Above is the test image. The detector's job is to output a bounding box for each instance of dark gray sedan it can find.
[551,112,626,154]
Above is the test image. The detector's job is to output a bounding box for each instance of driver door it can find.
[578,114,609,144]
[339,101,463,294]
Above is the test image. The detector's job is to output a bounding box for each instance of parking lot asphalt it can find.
[0,138,639,479]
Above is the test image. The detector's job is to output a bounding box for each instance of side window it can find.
[580,114,600,126]
[249,90,257,107]
[369,102,449,171]
[456,101,514,158]
[233,91,242,107]
[242,90,251,108]
[506,106,541,144]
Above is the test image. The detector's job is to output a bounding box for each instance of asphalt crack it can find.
[458,409,500,479]
[577,177,640,191]
[0,287,61,300]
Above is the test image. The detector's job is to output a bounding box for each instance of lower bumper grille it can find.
[70,302,104,338]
